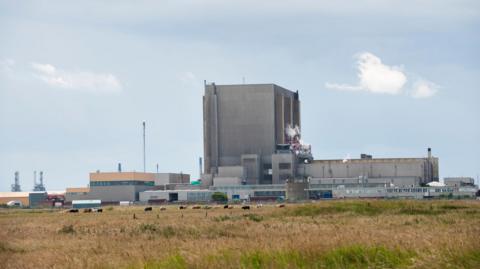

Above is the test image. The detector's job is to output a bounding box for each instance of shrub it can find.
[245,213,263,222]
[212,192,228,202]
[59,224,75,234]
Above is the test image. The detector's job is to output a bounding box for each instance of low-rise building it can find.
[444,177,475,187]
[65,171,190,203]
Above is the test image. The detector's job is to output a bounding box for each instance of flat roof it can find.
[0,192,30,198]
[72,200,101,204]
[90,172,156,182]
[66,187,90,193]
[310,157,437,164]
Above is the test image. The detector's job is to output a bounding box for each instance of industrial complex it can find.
[1,83,478,207]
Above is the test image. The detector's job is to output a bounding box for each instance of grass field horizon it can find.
[1,200,479,268]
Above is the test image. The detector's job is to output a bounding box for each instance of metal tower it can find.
[11,171,21,192]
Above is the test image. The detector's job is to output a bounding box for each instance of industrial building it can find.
[65,171,190,203]
[0,191,48,207]
[194,82,475,201]
[444,177,476,187]
[201,83,440,189]
[5,82,474,207]
[302,150,439,188]
[202,83,310,186]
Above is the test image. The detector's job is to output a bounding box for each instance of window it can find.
[279,163,291,170]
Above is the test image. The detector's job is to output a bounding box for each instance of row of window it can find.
[90,181,154,186]
[254,191,285,197]
[386,188,455,193]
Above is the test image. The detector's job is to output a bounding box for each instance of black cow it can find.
[144,207,153,211]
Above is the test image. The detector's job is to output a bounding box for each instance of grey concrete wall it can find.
[272,153,296,184]
[302,157,439,184]
[213,177,243,186]
[66,185,153,202]
[203,83,299,184]
[309,177,419,187]
[218,166,245,179]
[154,173,190,186]
[241,154,261,184]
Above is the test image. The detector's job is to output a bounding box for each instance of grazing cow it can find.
[160,207,167,211]
[277,204,286,208]
[83,208,92,213]
[241,205,251,210]
[223,205,229,209]
[96,208,103,213]
[192,205,201,209]
[68,209,79,213]
[144,207,153,211]
[179,205,187,210]
[256,204,263,208]
[228,205,234,209]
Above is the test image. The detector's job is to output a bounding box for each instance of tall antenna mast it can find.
[143,120,146,173]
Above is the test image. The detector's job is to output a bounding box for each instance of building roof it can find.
[89,172,156,182]
[310,157,437,164]
[66,187,90,193]
[72,200,101,204]
[0,192,30,198]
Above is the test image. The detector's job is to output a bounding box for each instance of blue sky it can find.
[1,0,479,191]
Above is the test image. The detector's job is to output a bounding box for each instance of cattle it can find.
[192,205,201,209]
[223,205,229,209]
[228,205,234,209]
[179,205,187,210]
[256,204,263,208]
[160,207,167,211]
[241,205,251,210]
[144,207,153,211]
[83,208,92,213]
[276,204,286,208]
[68,209,79,213]
[96,208,103,213]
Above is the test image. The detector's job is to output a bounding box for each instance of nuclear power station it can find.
[1,82,478,207]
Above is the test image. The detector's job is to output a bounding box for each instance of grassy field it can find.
[0,200,479,269]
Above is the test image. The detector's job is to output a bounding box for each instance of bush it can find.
[59,224,75,234]
[212,192,228,202]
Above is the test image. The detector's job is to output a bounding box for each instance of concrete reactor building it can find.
[203,83,311,186]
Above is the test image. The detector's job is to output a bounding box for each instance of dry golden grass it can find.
[0,200,479,269]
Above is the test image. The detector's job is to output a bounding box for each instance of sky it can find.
[0,0,479,191]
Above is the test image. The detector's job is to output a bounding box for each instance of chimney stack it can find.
[428,148,432,159]
[118,163,122,172]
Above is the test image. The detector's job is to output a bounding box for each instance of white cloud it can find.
[411,79,438,99]
[31,62,122,93]
[0,58,15,75]
[326,52,438,99]
[326,52,407,95]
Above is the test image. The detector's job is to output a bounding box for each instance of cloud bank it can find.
[326,52,437,99]
[31,63,122,93]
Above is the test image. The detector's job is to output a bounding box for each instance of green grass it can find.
[281,200,474,217]
[141,245,415,269]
